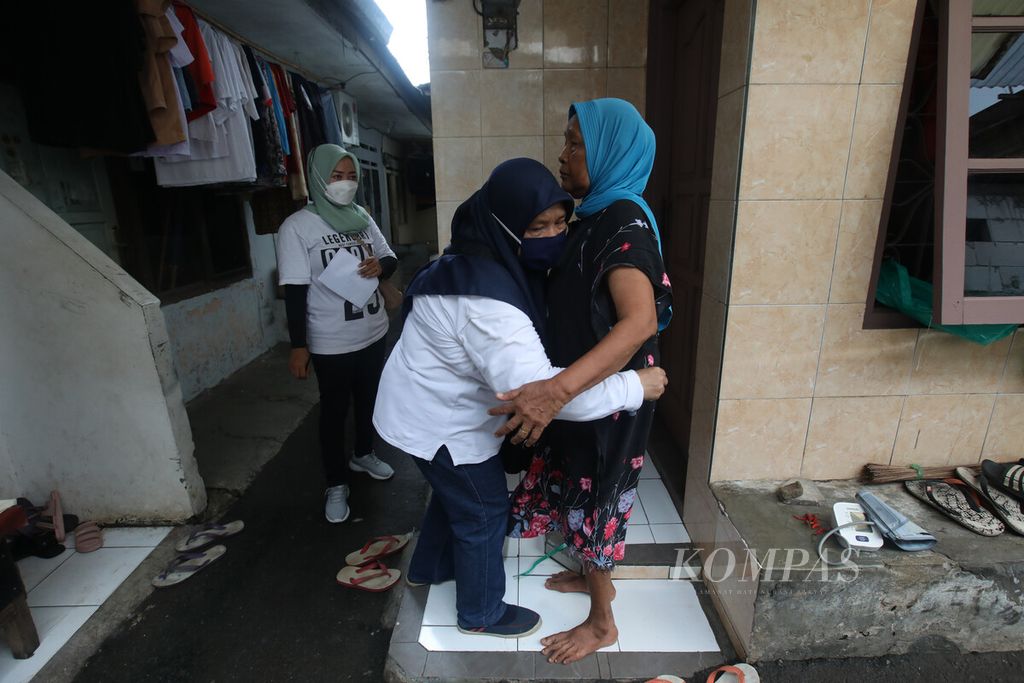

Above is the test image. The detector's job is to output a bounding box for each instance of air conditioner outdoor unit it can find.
[333,91,360,147]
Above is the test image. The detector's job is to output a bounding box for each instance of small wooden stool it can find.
[0,506,39,659]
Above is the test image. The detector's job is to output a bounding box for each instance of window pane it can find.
[964,173,1024,296]
[969,32,1024,158]
[973,0,1024,16]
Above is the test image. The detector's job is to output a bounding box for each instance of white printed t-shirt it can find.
[276,209,396,355]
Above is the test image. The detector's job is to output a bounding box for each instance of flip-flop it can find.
[905,479,1004,536]
[344,533,411,566]
[152,545,227,587]
[646,676,686,683]
[74,521,103,553]
[336,561,401,592]
[957,467,1024,536]
[707,664,759,683]
[175,520,245,552]
[981,459,1024,503]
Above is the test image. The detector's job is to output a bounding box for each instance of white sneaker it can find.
[325,485,350,523]
[349,451,394,480]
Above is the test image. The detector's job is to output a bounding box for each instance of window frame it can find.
[936,0,1024,324]
[865,0,1024,328]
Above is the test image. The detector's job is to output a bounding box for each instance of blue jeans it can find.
[405,445,509,628]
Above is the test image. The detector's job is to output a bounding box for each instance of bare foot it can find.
[544,571,616,599]
[540,617,618,664]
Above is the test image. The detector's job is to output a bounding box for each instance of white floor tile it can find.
[15,549,75,593]
[27,547,153,607]
[97,526,173,548]
[625,524,654,544]
[502,537,519,558]
[506,472,522,492]
[515,577,619,653]
[650,524,691,544]
[638,461,660,479]
[637,479,682,525]
[418,625,517,652]
[518,554,569,577]
[518,535,546,556]
[629,497,649,525]
[422,558,518,627]
[612,580,719,652]
[0,605,97,683]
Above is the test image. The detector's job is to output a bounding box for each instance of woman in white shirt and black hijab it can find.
[373,158,666,638]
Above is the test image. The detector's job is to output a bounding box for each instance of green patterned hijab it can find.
[304,143,371,234]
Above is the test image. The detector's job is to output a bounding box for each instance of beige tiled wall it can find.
[426,0,649,248]
[707,0,1024,481]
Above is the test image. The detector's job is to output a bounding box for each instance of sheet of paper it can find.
[318,247,378,308]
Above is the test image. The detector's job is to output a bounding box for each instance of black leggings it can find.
[311,336,388,487]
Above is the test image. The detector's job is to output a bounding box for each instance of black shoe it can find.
[457,604,541,638]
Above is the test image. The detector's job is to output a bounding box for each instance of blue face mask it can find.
[520,230,568,271]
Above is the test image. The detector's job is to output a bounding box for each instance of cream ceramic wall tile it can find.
[844,85,902,200]
[510,0,544,68]
[711,398,812,480]
[830,200,883,304]
[862,0,919,84]
[694,293,727,395]
[708,514,757,641]
[482,136,545,175]
[434,200,460,252]
[983,394,1024,460]
[739,85,858,200]
[719,305,826,399]
[802,396,904,480]
[815,304,918,396]
[606,68,646,117]
[481,70,544,136]
[730,200,841,305]
[544,135,564,178]
[1000,330,1024,393]
[703,200,736,304]
[748,0,871,84]
[430,71,481,138]
[892,394,995,467]
[688,382,719,483]
[433,138,483,202]
[427,0,482,71]
[543,0,608,68]
[709,87,746,201]
[543,69,607,135]
[719,0,754,96]
[909,330,1013,395]
[608,0,649,67]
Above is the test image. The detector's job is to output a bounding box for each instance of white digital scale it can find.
[832,501,884,550]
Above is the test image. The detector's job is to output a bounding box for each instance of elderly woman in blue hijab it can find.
[501,99,673,664]
[372,158,666,637]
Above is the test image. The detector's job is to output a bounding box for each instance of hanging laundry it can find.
[290,71,327,161]
[135,0,186,147]
[243,46,287,186]
[154,23,259,187]
[172,2,217,122]
[268,64,307,200]
[320,89,345,148]
[261,61,291,157]
[2,1,154,152]
[136,4,194,158]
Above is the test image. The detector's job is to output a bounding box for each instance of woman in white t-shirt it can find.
[276,144,397,523]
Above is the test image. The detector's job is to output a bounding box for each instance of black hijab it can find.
[403,158,574,339]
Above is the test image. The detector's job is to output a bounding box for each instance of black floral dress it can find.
[508,200,672,570]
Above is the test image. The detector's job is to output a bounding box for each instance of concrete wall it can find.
[0,170,206,522]
[696,0,1024,484]
[162,201,286,402]
[426,0,649,249]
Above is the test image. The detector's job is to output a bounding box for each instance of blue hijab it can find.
[570,98,661,252]
[403,158,574,340]
[570,98,671,330]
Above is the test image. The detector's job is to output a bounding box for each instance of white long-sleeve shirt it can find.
[373,295,643,465]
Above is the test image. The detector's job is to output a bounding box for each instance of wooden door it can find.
[646,1,724,468]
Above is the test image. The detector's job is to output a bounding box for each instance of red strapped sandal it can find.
[336,561,401,592]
